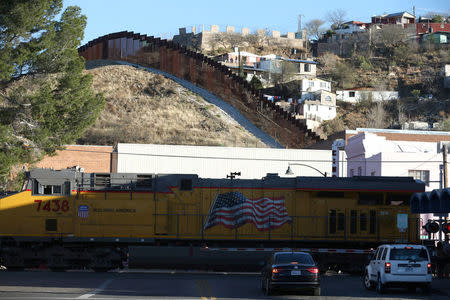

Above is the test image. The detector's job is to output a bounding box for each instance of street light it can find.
[285,163,327,177]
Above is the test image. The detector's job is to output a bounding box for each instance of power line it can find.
[57,147,448,164]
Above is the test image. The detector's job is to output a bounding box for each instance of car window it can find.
[275,253,315,265]
[381,248,387,260]
[372,248,379,261]
[376,248,383,260]
[389,248,428,261]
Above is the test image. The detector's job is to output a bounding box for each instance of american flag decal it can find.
[78,205,89,218]
[203,191,291,231]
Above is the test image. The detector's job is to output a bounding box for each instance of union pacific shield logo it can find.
[78,205,89,218]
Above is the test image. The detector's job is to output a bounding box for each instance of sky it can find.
[63,0,449,46]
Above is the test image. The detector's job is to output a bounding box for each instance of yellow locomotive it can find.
[0,169,424,271]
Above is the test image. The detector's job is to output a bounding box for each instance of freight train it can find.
[0,169,425,271]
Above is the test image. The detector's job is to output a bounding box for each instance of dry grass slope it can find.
[79,64,266,147]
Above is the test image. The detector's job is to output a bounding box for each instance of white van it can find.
[363,244,432,294]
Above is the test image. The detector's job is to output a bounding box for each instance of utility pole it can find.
[444,144,448,188]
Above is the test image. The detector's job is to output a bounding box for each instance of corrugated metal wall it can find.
[116,143,347,179]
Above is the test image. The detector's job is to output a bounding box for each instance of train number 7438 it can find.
[34,199,70,212]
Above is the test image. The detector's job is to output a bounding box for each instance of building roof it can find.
[350,128,450,136]
[343,21,366,25]
[280,57,318,64]
[374,11,415,19]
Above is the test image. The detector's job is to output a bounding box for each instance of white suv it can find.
[363,244,432,294]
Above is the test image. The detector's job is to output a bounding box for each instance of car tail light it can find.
[385,262,391,273]
[306,267,319,274]
[272,268,280,274]
[427,263,432,274]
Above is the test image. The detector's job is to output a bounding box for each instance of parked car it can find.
[261,251,320,296]
[363,244,432,294]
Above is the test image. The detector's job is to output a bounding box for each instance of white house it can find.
[336,90,398,103]
[300,78,331,93]
[334,21,367,34]
[215,50,260,67]
[345,128,450,238]
[116,143,344,179]
[255,56,317,78]
[297,90,337,131]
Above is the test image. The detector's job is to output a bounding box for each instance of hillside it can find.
[78,62,267,148]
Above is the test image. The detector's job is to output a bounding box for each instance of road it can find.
[0,269,449,299]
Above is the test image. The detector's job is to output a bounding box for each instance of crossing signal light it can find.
[423,221,439,234]
[442,222,450,234]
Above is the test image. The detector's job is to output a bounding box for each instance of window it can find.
[408,170,430,186]
[381,248,387,260]
[349,91,355,97]
[305,64,311,72]
[389,248,428,261]
[309,81,314,87]
[325,96,332,101]
[350,169,354,177]
[358,166,362,176]
[33,180,69,195]
[376,247,383,260]
[371,171,376,176]
[275,253,314,264]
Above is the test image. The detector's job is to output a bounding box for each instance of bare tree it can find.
[367,102,386,128]
[210,32,245,50]
[327,9,347,29]
[244,29,273,50]
[305,19,325,40]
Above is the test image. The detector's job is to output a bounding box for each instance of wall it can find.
[116,143,334,179]
[173,25,307,52]
[78,31,325,149]
[336,90,398,103]
[36,145,113,173]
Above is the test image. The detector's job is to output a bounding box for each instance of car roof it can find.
[274,251,310,255]
[378,244,426,249]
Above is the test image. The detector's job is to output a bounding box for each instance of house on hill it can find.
[336,89,399,103]
[371,11,415,26]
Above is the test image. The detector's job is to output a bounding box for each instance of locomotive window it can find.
[386,193,410,206]
[369,210,376,234]
[329,210,336,234]
[38,184,63,195]
[317,191,345,198]
[180,179,193,191]
[337,213,345,231]
[53,185,62,194]
[350,210,357,234]
[358,192,383,205]
[45,219,57,231]
[360,213,367,231]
